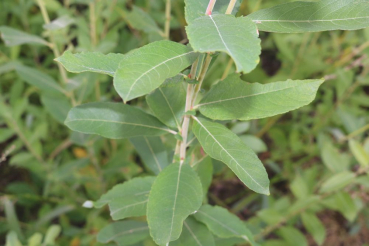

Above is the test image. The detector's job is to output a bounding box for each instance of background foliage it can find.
[1,0,369,245]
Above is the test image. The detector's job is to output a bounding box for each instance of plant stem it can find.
[192,54,212,106]
[226,0,238,14]
[89,1,98,47]
[205,0,217,15]
[36,0,69,84]
[164,0,171,40]
[179,85,193,164]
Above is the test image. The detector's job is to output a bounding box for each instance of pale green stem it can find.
[164,0,171,40]
[89,1,98,47]
[226,0,238,14]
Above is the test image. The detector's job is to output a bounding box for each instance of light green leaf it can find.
[41,94,71,124]
[97,221,149,246]
[0,128,14,143]
[15,65,66,95]
[193,205,256,245]
[239,135,267,153]
[43,15,74,30]
[301,212,326,246]
[0,26,49,46]
[5,231,22,246]
[319,171,356,193]
[322,191,358,222]
[248,0,369,33]
[94,177,155,219]
[185,0,242,24]
[130,137,169,175]
[146,82,186,129]
[197,74,324,120]
[43,225,61,244]
[28,233,43,246]
[349,139,369,167]
[194,156,213,199]
[126,6,163,35]
[192,117,269,195]
[147,163,203,245]
[114,41,198,102]
[65,102,174,139]
[55,50,124,76]
[170,216,215,246]
[321,142,350,172]
[278,227,307,246]
[186,15,260,73]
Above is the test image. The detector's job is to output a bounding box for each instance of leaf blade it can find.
[114,41,198,102]
[147,163,203,245]
[248,0,369,33]
[186,15,261,73]
[198,74,324,120]
[65,102,174,139]
[192,117,269,195]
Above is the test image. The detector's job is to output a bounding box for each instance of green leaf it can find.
[147,163,203,245]
[15,65,66,95]
[240,135,267,153]
[192,117,269,195]
[0,26,49,46]
[130,137,169,175]
[349,139,369,167]
[193,205,256,245]
[319,171,356,194]
[114,41,198,102]
[41,94,71,124]
[97,221,149,246]
[5,231,22,246]
[94,177,155,220]
[301,212,326,245]
[43,15,74,30]
[321,142,350,172]
[322,191,358,222]
[170,216,215,246]
[65,102,174,139]
[43,225,61,244]
[248,0,369,33]
[146,82,186,129]
[277,227,307,246]
[194,156,213,200]
[55,50,124,76]
[28,233,43,246]
[126,6,163,35]
[197,74,324,120]
[185,0,242,25]
[186,15,260,73]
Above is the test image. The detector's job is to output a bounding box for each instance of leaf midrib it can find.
[252,16,369,23]
[106,226,148,242]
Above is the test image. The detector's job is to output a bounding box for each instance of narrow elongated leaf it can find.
[94,177,155,220]
[146,82,186,129]
[41,94,71,124]
[114,40,198,102]
[192,117,269,195]
[278,227,308,246]
[322,191,358,222]
[301,212,326,245]
[319,171,355,193]
[130,137,169,175]
[186,15,260,73]
[193,205,255,245]
[248,0,369,33]
[349,139,369,167]
[147,163,203,245]
[197,74,324,120]
[170,216,215,246]
[65,102,174,139]
[0,26,48,46]
[15,65,66,95]
[55,50,124,76]
[126,6,163,35]
[185,0,242,24]
[43,15,74,30]
[97,221,149,246]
